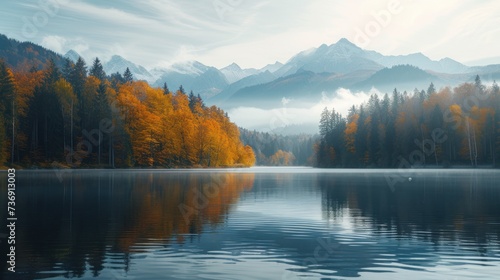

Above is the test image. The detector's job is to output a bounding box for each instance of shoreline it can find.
[1,165,499,171]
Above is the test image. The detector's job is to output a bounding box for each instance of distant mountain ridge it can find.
[1,33,499,109]
[103,55,155,83]
[220,63,259,84]
[273,38,470,77]
[64,49,80,63]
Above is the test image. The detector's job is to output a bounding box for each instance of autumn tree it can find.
[270,149,295,166]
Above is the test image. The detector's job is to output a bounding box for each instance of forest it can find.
[315,77,500,168]
[0,58,255,168]
[239,128,316,166]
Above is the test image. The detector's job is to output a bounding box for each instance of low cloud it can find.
[41,35,89,57]
[40,35,66,54]
[228,88,379,133]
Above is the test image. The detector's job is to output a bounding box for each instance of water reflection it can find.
[0,171,254,279]
[306,170,500,278]
[0,169,499,279]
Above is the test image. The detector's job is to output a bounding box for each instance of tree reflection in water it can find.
[1,171,254,278]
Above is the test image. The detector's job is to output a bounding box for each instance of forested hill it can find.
[0,34,66,70]
[0,58,255,168]
[315,78,500,168]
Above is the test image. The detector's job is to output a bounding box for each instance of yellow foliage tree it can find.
[345,113,359,154]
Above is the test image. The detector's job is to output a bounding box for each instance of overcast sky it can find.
[1,0,499,69]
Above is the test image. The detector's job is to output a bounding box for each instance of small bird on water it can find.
[409,177,412,182]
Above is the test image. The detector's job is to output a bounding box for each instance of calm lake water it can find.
[1,167,500,279]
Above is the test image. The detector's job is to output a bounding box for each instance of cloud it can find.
[2,0,499,70]
[40,35,89,57]
[40,35,66,53]
[227,88,377,133]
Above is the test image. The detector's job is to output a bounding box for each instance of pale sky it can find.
[1,0,499,69]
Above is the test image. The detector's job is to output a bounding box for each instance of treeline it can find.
[316,77,500,168]
[239,128,316,166]
[0,58,255,168]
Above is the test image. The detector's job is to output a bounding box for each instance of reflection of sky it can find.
[8,169,500,279]
[128,169,500,279]
[84,209,500,280]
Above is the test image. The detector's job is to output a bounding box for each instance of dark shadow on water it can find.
[0,169,499,279]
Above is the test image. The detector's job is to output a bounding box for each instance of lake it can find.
[1,167,500,279]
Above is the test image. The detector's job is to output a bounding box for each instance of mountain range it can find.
[65,37,500,109]
[2,33,500,110]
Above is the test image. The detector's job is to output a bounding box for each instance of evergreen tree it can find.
[110,72,125,90]
[475,75,482,89]
[163,82,170,95]
[197,94,204,108]
[492,80,499,96]
[69,57,87,130]
[188,91,196,111]
[70,57,87,98]
[93,81,110,165]
[391,88,399,117]
[0,61,16,164]
[178,85,185,95]
[62,58,74,81]
[123,67,133,83]
[319,107,331,138]
[39,59,64,160]
[89,57,106,81]
[427,82,436,98]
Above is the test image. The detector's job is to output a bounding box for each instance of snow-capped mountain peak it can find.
[103,55,155,83]
[166,60,209,76]
[220,62,258,84]
[223,62,242,71]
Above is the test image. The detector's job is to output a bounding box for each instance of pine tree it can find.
[123,67,133,83]
[427,82,436,98]
[319,107,331,138]
[110,72,124,90]
[62,58,74,81]
[89,57,106,81]
[163,82,170,95]
[0,61,16,164]
[475,75,482,89]
[178,85,185,95]
[70,57,87,97]
[40,59,64,160]
[93,81,110,165]
[188,90,196,111]
[69,57,87,136]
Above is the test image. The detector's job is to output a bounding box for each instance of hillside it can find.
[0,34,66,70]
